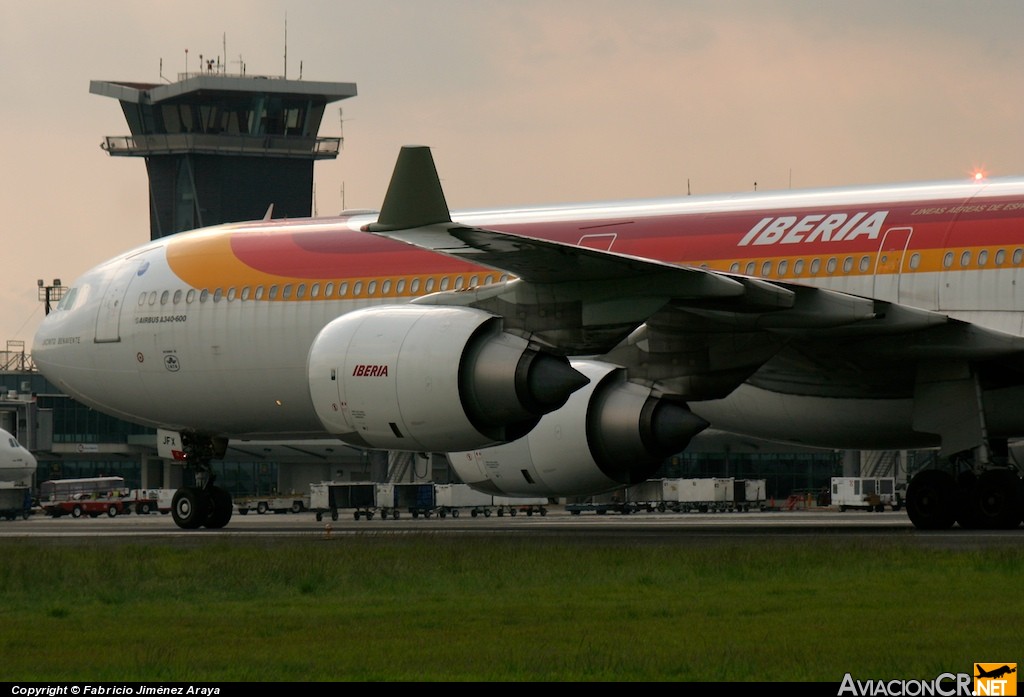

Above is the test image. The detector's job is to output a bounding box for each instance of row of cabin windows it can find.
[137,274,510,308]
[727,248,1024,279]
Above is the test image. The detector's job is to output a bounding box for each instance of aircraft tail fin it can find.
[366,145,452,232]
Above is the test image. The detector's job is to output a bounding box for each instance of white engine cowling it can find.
[307,305,587,451]
[447,359,709,497]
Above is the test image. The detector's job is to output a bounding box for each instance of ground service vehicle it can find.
[0,485,30,520]
[831,477,901,512]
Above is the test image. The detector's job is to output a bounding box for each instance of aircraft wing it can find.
[365,146,1024,402]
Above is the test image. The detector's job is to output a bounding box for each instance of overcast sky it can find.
[3,0,1024,346]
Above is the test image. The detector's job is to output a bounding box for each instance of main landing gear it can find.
[905,447,1024,530]
[170,433,233,530]
[904,363,1024,530]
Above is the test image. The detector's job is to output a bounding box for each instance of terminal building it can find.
[1,66,892,503]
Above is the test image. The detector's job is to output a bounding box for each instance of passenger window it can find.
[173,290,183,304]
[254,287,264,300]
[411,279,421,294]
[1014,249,1023,265]
[160,290,169,305]
[187,289,196,303]
[760,261,772,277]
[426,278,436,292]
[943,252,954,268]
[138,293,146,306]
[310,283,320,299]
[960,251,971,267]
[777,260,788,277]
[470,275,479,287]
[282,285,293,299]
[729,263,740,273]
[793,259,805,276]
[213,288,223,302]
[339,282,349,297]
[978,250,989,267]
[200,289,210,303]
[440,277,451,291]
[484,275,494,285]
[810,259,821,275]
[859,256,870,272]
[396,279,406,295]
[382,280,392,295]
[995,250,1006,266]
[909,253,921,270]
[842,257,853,274]
[367,281,377,296]
[241,287,251,301]
[268,286,279,300]
[148,291,157,305]
[826,258,837,274]
[227,288,237,301]
[455,276,465,290]
[295,284,305,299]
[744,261,756,275]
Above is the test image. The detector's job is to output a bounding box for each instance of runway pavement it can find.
[2,506,1020,548]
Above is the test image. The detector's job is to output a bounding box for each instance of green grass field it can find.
[0,535,1019,682]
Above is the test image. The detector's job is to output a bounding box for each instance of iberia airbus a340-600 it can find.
[32,146,1024,530]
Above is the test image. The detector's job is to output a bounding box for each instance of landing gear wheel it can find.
[172,487,208,530]
[955,471,983,529]
[969,469,1023,529]
[204,486,233,529]
[905,470,957,530]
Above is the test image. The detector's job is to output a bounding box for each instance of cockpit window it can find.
[56,287,79,312]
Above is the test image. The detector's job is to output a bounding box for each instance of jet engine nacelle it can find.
[447,359,709,497]
[307,305,587,451]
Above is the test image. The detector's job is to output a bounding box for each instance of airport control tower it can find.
[92,67,356,238]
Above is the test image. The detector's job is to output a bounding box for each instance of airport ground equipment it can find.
[435,483,493,518]
[612,477,770,513]
[566,490,634,515]
[625,479,675,512]
[0,484,30,520]
[830,477,901,512]
[41,493,134,518]
[493,495,548,516]
[732,479,768,511]
[394,482,437,518]
[310,482,395,521]
[565,500,631,515]
[122,489,160,515]
[664,477,735,513]
[236,492,311,516]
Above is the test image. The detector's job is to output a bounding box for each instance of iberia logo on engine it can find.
[352,364,389,377]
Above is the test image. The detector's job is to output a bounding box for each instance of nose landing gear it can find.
[169,433,234,530]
